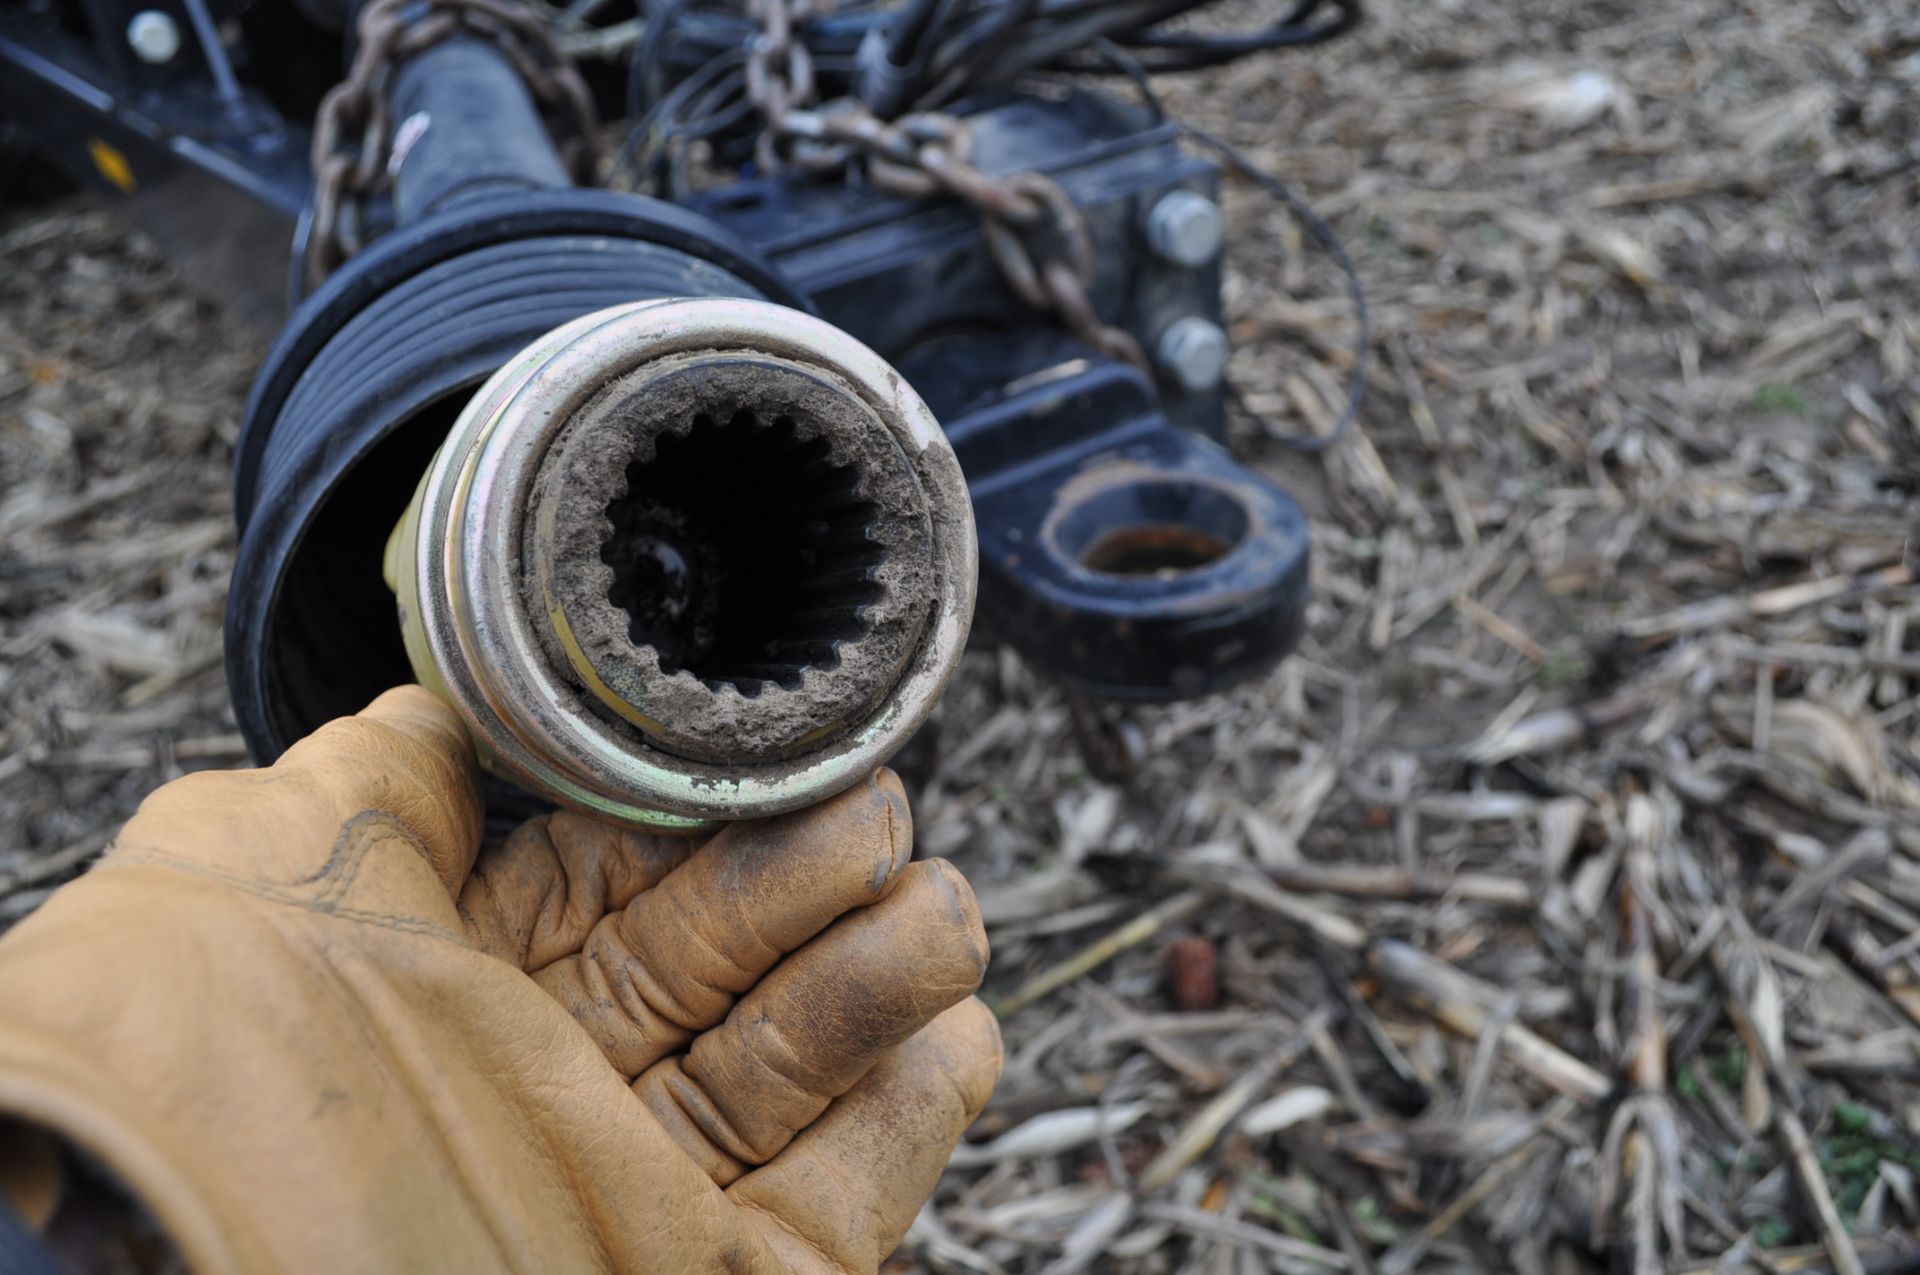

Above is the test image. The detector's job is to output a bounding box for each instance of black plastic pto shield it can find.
[226,189,805,761]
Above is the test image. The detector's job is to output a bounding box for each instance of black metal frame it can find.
[1,0,1313,747]
[0,0,312,321]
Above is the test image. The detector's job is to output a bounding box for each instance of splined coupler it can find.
[386,298,977,829]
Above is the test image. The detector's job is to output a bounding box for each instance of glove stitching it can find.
[109,811,462,942]
[112,804,387,897]
[314,809,383,909]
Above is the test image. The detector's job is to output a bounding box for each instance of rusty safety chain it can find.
[742,0,1151,376]
[305,0,601,287]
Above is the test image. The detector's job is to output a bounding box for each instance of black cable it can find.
[1124,0,1358,54]
[629,0,688,124]
[884,0,948,66]
[1060,0,1358,74]
[615,43,749,195]
[1191,121,1370,454]
[1126,0,1326,49]
[1088,35,1165,122]
[637,0,1354,128]
[987,0,1202,80]
[916,0,1040,107]
[868,0,966,112]
[917,0,1205,102]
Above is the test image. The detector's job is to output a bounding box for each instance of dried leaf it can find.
[1243,1086,1340,1136]
[1498,68,1627,130]
[947,1103,1155,1168]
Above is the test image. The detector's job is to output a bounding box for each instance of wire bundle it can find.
[617,0,1358,196]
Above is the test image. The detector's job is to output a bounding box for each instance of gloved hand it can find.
[0,687,999,1273]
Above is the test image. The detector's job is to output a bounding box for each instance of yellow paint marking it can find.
[87,139,136,193]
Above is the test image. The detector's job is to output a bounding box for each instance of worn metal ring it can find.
[394,297,977,828]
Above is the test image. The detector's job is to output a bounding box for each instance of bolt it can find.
[126,10,181,63]
[1156,317,1230,394]
[1146,190,1224,268]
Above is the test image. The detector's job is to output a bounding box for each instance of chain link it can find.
[305,0,601,287]
[743,0,1150,377]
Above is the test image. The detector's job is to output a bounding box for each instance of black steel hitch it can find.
[900,329,1308,700]
[687,88,1312,702]
[227,185,806,760]
[0,0,1318,787]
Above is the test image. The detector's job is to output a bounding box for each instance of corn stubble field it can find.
[3,1,1920,1271]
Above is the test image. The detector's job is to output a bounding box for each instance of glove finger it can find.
[459,811,704,968]
[728,998,1002,1273]
[533,769,913,1077]
[632,859,987,1184]
[120,686,484,897]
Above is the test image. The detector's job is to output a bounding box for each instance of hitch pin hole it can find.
[1053,478,1251,580]
[1081,524,1236,576]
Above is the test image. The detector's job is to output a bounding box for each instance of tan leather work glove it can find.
[0,687,1000,1273]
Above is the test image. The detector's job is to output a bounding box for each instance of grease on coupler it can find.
[385,298,977,830]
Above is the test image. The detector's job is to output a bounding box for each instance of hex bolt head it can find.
[1156,317,1231,394]
[126,10,181,63]
[1146,190,1224,268]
